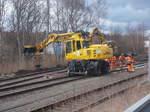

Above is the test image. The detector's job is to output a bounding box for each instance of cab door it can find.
[74,40,83,59]
[65,40,82,60]
[65,40,74,60]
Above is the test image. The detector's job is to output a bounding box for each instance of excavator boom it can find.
[23,32,82,55]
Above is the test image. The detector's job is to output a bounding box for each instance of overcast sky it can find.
[99,0,150,33]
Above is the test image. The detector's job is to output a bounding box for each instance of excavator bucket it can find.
[23,45,37,54]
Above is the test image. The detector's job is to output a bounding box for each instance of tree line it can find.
[0,0,146,73]
[0,0,107,73]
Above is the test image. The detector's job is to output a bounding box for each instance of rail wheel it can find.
[67,60,76,76]
[101,60,110,74]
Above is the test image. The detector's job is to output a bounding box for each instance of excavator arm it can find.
[23,28,107,55]
[23,32,82,55]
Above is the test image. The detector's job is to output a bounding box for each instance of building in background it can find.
[46,43,64,56]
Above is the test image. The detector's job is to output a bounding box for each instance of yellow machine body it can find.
[23,28,114,75]
[24,32,113,60]
[64,40,113,61]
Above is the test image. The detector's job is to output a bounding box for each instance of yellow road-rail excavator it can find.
[23,28,113,76]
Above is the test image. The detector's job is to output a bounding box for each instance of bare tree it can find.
[0,0,109,73]
[0,0,6,31]
[64,0,93,31]
[126,23,146,54]
[10,0,27,66]
[51,0,100,32]
[90,0,107,28]
[137,23,145,53]
[0,0,7,66]
[9,0,42,65]
[46,0,51,33]
[109,23,146,55]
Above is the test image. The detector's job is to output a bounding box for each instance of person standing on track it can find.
[119,54,125,68]
[125,54,135,72]
[110,55,117,70]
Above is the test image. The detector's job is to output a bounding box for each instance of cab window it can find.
[72,40,76,52]
[66,41,72,53]
[76,41,81,50]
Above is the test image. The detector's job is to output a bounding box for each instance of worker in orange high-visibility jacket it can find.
[119,54,125,68]
[125,55,135,72]
[110,55,117,70]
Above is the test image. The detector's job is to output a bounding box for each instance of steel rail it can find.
[0,66,66,82]
[0,76,87,98]
[0,68,147,112]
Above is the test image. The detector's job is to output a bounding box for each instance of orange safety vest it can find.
[125,56,135,71]
[125,56,133,63]
[119,56,124,61]
[111,56,117,62]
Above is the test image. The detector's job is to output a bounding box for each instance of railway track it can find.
[0,61,145,81]
[0,64,146,112]
[0,61,145,85]
[0,69,67,88]
[0,65,67,82]
[34,70,147,112]
[0,75,89,98]
[0,62,144,84]
[0,63,145,99]
[0,63,146,112]
[75,73,147,112]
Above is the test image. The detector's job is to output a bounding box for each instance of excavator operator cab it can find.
[65,40,82,54]
[65,40,90,55]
